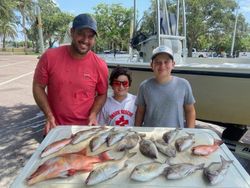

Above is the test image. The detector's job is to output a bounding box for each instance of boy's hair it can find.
[109,66,132,86]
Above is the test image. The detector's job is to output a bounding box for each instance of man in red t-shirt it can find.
[33,13,108,135]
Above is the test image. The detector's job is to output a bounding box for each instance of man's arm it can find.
[88,93,107,125]
[135,105,145,126]
[33,80,56,134]
[184,104,196,128]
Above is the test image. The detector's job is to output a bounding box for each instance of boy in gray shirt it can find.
[135,46,196,128]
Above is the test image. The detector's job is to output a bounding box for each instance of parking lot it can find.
[0,55,44,187]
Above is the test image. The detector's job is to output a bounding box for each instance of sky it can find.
[15,0,250,41]
[54,0,250,23]
[54,0,150,19]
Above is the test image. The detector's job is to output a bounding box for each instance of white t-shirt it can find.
[98,93,137,127]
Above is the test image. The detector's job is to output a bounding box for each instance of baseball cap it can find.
[72,13,97,35]
[151,46,174,60]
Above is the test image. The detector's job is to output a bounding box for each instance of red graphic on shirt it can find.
[115,115,129,126]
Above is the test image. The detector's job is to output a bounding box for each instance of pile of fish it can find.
[25,127,233,186]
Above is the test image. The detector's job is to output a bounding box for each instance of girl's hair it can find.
[109,66,132,86]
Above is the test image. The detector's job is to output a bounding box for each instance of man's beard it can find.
[71,41,89,55]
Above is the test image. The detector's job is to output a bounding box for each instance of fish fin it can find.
[74,147,87,155]
[220,155,233,164]
[138,133,146,138]
[56,170,76,178]
[185,132,195,136]
[127,151,137,159]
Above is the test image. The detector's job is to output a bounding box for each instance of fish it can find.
[40,136,73,158]
[106,129,131,147]
[139,138,158,159]
[26,148,126,185]
[85,152,137,185]
[115,132,146,151]
[89,127,115,152]
[162,128,180,144]
[154,139,176,158]
[175,132,195,152]
[130,161,169,182]
[204,155,233,185]
[191,139,223,156]
[71,127,104,145]
[164,163,204,179]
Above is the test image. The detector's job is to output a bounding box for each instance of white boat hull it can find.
[107,58,250,127]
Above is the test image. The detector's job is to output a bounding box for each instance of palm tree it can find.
[0,0,17,50]
[16,0,35,54]
[0,20,17,51]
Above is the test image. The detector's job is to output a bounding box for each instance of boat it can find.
[103,0,250,129]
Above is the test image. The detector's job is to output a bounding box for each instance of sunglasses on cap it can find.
[112,80,129,87]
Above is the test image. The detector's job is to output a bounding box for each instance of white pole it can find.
[157,0,160,46]
[230,3,239,58]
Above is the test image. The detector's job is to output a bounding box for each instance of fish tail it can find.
[197,163,205,170]
[214,139,223,146]
[98,150,113,161]
[66,169,77,176]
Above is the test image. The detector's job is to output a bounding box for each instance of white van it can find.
[239,52,250,59]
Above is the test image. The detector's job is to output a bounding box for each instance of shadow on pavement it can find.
[0,104,44,187]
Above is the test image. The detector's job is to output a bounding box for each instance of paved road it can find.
[0,55,44,188]
[0,55,249,187]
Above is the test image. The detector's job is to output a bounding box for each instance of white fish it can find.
[204,155,233,185]
[106,129,131,147]
[154,139,176,158]
[71,127,104,144]
[115,132,145,151]
[89,128,115,152]
[40,136,73,158]
[139,138,158,159]
[164,163,204,179]
[85,152,137,185]
[175,132,195,152]
[162,128,180,144]
[130,161,169,182]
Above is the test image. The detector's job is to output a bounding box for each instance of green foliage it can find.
[1,0,250,55]
[93,3,133,52]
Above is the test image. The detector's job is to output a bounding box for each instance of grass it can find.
[0,47,40,55]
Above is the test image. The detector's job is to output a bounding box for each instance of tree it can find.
[15,0,35,53]
[0,0,17,50]
[93,3,133,52]
[26,0,73,50]
[0,20,17,50]
[133,0,248,56]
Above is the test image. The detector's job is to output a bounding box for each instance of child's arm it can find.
[135,105,145,126]
[184,104,196,128]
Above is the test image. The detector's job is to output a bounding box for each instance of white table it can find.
[11,126,250,188]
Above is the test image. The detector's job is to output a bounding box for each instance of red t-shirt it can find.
[34,45,108,125]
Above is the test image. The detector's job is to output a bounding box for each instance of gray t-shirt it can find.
[135,76,195,128]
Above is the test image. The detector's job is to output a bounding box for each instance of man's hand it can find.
[44,115,56,135]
